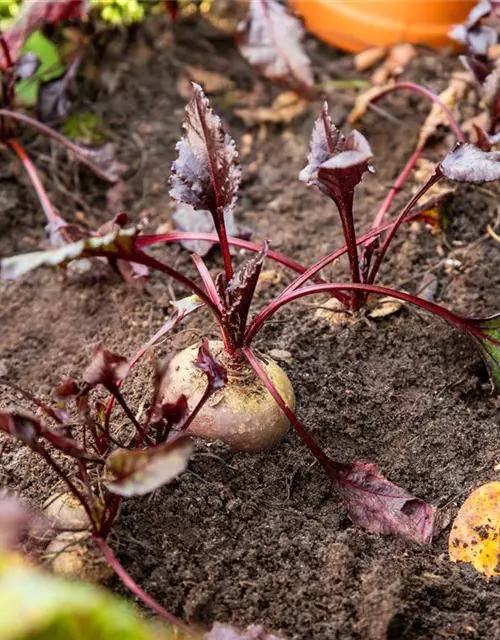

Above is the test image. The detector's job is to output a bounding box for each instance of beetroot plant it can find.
[3,83,500,631]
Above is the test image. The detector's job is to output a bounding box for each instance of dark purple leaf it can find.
[300,103,373,201]
[440,142,500,183]
[206,623,286,640]
[236,0,314,96]
[14,52,40,80]
[173,203,239,257]
[104,433,193,497]
[38,73,72,123]
[170,83,241,233]
[51,377,81,401]
[0,408,101,461]
[83,345,129,388]
[220,244,267,346]
[158,395,189,430]
[460,54,492,86]
[330,461,435,543]
[472,123,500,149]
[194,339,227,395]
[164,0,178,20]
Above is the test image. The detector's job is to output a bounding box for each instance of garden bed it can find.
[1,13,500,640]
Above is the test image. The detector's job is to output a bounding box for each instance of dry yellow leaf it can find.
[314,297,355,327]
[449,481,500,579]
[348,83,394,124]
[235,91,308,125]
[371,43,418,86]
[417,72,470,150]
[354,46,388,72]
[367,296,404,319]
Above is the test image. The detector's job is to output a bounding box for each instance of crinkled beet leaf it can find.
[441,143,500,183]
[331,461,435,543]
[220,244,267,346]
[449,22,497,56]
[195,339,227,396]
[170,83,241,229]
[236,0,314,96]
[300,103,373,198]
[104,434,193,497]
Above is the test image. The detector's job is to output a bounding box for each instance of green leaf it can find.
[62,112,107,144]
[1,227,138,280]
[105,434,193,497]
[16,31,66,107]
[469,314,500,390]
[0,553,180,640]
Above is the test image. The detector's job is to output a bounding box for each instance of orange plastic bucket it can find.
[289,0,477,53]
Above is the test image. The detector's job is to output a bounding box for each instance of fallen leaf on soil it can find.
[235,91,308,125]
[256,269,281,289]
[314,297,355,327]
[371,43,418,86]
[105,434,193,497]
[354,46,387,72]
[236,0,314,96]
[367,296,404,319]
[449,481,500,578]
[417,72,470,150]
[176,66,234,99]
[349,83,394,124]
[201,0,249,35]
[413,158,456,219]
[332,461,435,543]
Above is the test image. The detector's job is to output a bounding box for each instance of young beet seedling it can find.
[4,85,500,556]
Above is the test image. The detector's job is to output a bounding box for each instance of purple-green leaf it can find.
[104,434,193,497]
[466,314,500,390]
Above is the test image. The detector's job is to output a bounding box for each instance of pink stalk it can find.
[95,538,194,635]
[370,145,423,231]
[7,138,75,244]
[243,347,331,468]
[245,282,471,346]
[367,168,442,285]
[370,82,466,144]
[0,108,119,183]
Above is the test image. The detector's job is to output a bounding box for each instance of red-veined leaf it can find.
[170,83,241,230]
[194,339,227,396]
[83,345,129,388]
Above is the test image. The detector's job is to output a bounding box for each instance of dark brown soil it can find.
[2,12,500,640]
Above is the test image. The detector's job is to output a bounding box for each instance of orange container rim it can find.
[289,0,476,53]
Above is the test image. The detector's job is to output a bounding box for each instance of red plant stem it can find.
[335,191,361,309]
[370,145,423,230]
[370,82,466,144]
[108,383,144,438]
[94,538,194,635]
[367,169,442,285]
[0,108,119,182]
[138,233,314,278]
[215,217,234,284]
[7,138,74,244]
[137,233,350,306]
[99,494,122,539]
[243,348,331,469]
[245,282,470,346]
[191,255,223,312]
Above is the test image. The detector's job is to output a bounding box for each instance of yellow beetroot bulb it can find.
[161,340,295,453]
